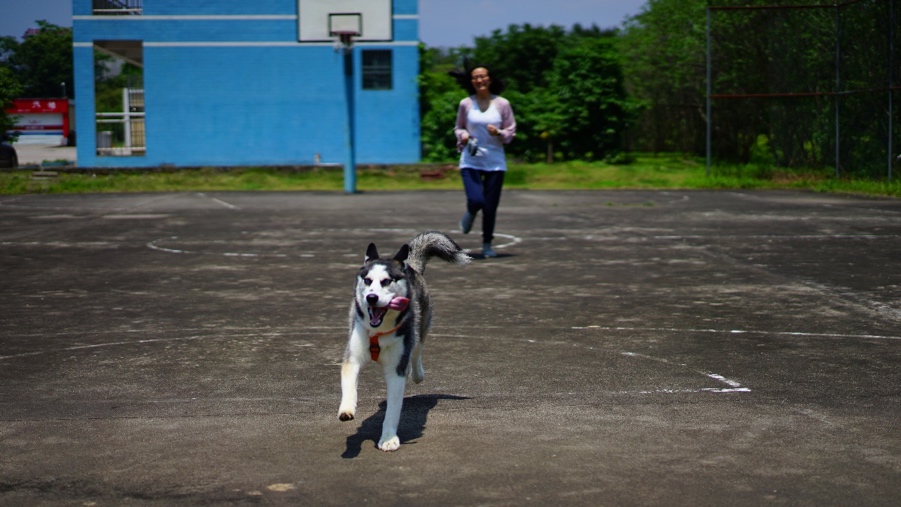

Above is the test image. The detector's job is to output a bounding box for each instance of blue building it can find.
[72,0,420,169]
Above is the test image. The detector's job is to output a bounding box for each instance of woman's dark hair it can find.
[448,63,506,95]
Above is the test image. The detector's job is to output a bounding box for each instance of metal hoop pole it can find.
[341,37,357,193]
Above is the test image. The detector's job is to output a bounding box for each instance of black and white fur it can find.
[338,231,470,451]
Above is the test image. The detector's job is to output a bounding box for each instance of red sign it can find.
[7,98,69,114]
[5,98,70,140]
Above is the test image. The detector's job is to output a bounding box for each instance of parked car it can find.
[0,139,18,169]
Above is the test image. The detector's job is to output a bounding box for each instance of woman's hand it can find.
[460,131,470,144]
[487,125,499,137]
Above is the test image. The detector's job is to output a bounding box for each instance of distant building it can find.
[72,0,420,168]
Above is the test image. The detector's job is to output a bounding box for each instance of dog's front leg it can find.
[378,371,406,451]
[338,359,362,421]
[339,324,369,421]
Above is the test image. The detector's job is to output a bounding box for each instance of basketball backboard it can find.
[298,0,393,43]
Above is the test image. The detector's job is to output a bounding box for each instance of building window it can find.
[362,50,392,90]
[94,41,145,157]
[93,0,142,15]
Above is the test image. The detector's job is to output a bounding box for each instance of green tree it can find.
[2,21,73,99]
[0,66,24,139]
[550,37,636,160]
[619,0,708,155]
[469,23,569,93]
[419,44,465,162]
[419,24,635,162]
[501,87,564,163]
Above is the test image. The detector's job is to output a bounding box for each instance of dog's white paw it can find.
[338,408,355,421]
[378,435,401,452]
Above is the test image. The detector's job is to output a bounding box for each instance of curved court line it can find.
[146,237,190,254]
[491,233,522,250]
[3,326,749,397]
[431,331,750,395]
[572,325,901,341]
[460,233,522,254]
[147,231,523,257]
[146,237,288,257]
[653,234,898,240]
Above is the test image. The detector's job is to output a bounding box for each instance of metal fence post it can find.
[706,5,712,177]
[834,4,841,178]
[889,0,895,181]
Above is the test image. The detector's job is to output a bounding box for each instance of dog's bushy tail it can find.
[407,231,471,274]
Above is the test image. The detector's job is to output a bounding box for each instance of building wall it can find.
[72,0,420,168]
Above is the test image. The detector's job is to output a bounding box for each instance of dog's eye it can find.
[363,277,372,285]
[380,279,392,286]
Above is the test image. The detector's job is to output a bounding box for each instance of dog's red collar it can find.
[369,323,403,362]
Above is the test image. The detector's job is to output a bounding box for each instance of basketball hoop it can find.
[298,2,392,45]
[328,12,361,53]
[295,1,392,195]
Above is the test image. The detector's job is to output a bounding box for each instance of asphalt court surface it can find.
[1,189,899,505]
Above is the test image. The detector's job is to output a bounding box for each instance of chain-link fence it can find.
[707,0,899,179]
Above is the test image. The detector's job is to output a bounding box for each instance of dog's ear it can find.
[365,243,379,263]
[393,244,410,263]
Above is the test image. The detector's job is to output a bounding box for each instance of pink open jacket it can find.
[454,95,517,150]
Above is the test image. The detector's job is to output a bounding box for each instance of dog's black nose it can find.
[366,294,379,305]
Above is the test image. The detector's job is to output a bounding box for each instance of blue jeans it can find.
[461,168,505,244]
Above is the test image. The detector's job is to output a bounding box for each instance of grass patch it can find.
[1,154,899,198]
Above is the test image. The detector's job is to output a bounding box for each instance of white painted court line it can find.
[433,331,751,395]
[0,328,344,361]
[621,351,751,394]
[146,236,289,257]
[101,214,170,220]
[573,325,901,341]
[146,237,189,254]
[459,233,522,254]
[492,233,522,250]
[652,234,898,240]
[196,193,240,210]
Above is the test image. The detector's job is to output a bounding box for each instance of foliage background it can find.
[419,24,640,164]
[420,0,898,180]
[2,3,897,181]
[0,21,72,141]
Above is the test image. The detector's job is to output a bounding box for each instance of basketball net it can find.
[333,31,356,53]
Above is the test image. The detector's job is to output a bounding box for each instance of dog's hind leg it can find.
[378,371,407,451]
[410,342,425,384]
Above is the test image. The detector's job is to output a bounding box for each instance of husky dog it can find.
[338,231,470,451]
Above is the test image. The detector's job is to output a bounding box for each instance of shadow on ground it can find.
[342,394,470,458]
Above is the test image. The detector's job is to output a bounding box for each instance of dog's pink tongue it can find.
[388,297,409,311]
